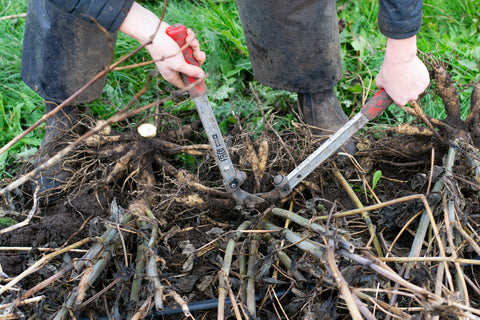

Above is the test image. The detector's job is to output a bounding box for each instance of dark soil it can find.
[0,119,448,319]
[2,66,480,319]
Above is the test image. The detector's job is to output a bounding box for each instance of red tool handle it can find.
[166,23,206,97]
[360,89,393,121]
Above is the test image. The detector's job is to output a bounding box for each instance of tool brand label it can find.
[212,133,228,162]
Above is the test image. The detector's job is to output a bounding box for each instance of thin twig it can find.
[0,185,39,235]
[246,239,259,317]
[333,169,383,257]
[0,13,26,21]
[326,238,363,320]
[0,238,91,295]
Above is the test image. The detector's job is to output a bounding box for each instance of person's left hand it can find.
[119,2,206,89]
[146,25,206,89]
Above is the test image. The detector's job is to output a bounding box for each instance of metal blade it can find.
[286,112,369,190]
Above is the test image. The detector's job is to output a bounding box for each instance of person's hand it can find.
[375,36,429,106]
[119,2,206,89]
[146,24,206,88]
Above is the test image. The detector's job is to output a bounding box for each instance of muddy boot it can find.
[33,103,81,204]
[298,89,357,156]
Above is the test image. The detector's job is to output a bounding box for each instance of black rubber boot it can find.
[298,89,357,155]
[33,103,81,204]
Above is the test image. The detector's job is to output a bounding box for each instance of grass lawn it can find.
[0,0,478,179]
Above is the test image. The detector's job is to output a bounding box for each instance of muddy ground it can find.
[2,64,480,319]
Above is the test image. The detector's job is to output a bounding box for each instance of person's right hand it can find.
[375,36,430,106]
[119,2,206,89]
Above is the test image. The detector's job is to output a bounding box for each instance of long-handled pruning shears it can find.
[166,24,265,209]
[167,24,393,208]
[261,89,393,200]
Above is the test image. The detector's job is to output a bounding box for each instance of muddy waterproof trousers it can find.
[21,0,117,104]
[235,0,342,93]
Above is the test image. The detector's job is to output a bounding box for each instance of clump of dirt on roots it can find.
[2,59,480,319]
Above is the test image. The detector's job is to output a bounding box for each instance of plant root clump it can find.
[2,61,480,319]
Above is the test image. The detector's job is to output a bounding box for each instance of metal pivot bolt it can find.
[225,170,247,193]
[273,175,291,197]
[229,178,239,189]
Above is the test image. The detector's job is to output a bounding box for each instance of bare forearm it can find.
[384,36,418,64]
[119,2,168,45]
[118,2,206,88]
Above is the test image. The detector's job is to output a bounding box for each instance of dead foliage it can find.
[2,61,480,320]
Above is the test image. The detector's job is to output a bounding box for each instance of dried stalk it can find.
[405,146,456,279]
[130,295,153,320]
[271,207,349,236]
[0,296,45,312]
[218,221,251,320]
[56,250,113,317]
[126,226,149,320]
[165,288,191,317]
[77,277,121,310]
[0,238,91,295]
[453,222,480,257]
[332,169,383,257]
[246,239,259,317]
[264,221,480,317]
[379,256,480,265]
[0,13,26,20]
[0,185,39,235]
[144,208,163,310]
[353,289,409,319]
[312,194,426,221]
[444,196,469,304]
[226,275,244,320]
[0,246,87,253]
[326,238,364,320]
[74,213,133,272]
[154,154,229,197]
[239,241,248,302]
[409,101,446,144]
[270,207,353,252]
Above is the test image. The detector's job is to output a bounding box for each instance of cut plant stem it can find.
[144,208,164,310]
[75,213,133,272]
[246,239,259,317]
[0,238,91,296]
[333,169,383,257]
[270,207,353,252]
[444,196,469,304]
[218,221,251,320]
[326,238,364,320]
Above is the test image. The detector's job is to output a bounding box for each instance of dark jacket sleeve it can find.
[378,0,423,39]
[48,0,135,32]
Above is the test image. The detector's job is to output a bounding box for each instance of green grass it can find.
[0,0,478,179]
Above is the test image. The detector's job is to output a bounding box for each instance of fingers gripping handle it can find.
[360,89,393,121]
[166,24,206,97]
